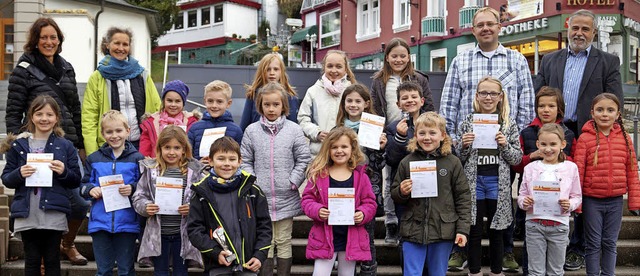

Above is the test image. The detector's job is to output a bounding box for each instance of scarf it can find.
[32,51,64,80]
[97,55,145,80]
[344,119,360,133]
[260,115,284,134]
[208,168,243,194]
[158,111,185,130]
[321,74,346,97]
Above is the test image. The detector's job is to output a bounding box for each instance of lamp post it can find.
[305,33,317,68]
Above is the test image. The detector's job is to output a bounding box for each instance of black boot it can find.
[259,258,274,276]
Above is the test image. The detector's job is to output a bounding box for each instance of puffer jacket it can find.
[132,158,206,268]
[1,132,81,218]
[370,71,435,122]
[82,69,161,155]
[391,148,471,244]
[574,120,640,210]
[297,78,352,157]
[301,165,377,261]
[139,111,200,157]
[80,141,144,234]
[187,111,243,160]
[7,53,83,149]
[456,114,522,230]
[240,117,311,221]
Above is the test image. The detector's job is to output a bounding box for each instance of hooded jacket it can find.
[513,117,576,173]
[132,158,206,268]
[574,120,640,210]
[301,165,377,261]
[80,141,144,234]
[1,132,81,218]
[187,111,243,160]
[7,53,83,149]
[187,171,272,272]
[391,148,471,244]
[139,111,200,157]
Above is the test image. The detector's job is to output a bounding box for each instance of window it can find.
[393,0,411,32]
[427,0,445,17]
[464,0,482,6]
[175,12,184,29]
[188,10,197,27]
[357,0,380,41]
[201,8,210,25]
[319,9,340,48]
[214,5,223,23]
[430,48,447,72]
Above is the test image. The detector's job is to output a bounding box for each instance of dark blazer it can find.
[534,47,622,135]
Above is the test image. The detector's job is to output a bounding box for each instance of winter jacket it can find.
[187,111,243,160]
[456,114,522,230]
[7,53,83,149]
[239,93,300,131]
[517,160,582,224]
[240,118,311,221]
[139,111,200,157]
[370,71,435,122]
[301,165,377,261]
[297,78,352,157]
[391,148,471,244]
[1,132,81,218]
[513,117,576,173]
[574,121,640,210]
[363,147,386,217]
[80,141,144,234]
[82,69,161,155]
[132,158,206,268]
[187,171,272,272]
[385,116,418,180]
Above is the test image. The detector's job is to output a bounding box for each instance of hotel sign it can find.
[499,18,549,36]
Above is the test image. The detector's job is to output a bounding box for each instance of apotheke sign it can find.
[500,18,549,36]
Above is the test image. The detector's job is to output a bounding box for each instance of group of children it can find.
[2,36,639,276]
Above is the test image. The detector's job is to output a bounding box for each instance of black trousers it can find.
[468,199,503,274]
[21,229,63,276]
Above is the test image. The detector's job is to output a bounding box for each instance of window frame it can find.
[393,0,412,33]
[319,8,341,49]
[356,0,381,42]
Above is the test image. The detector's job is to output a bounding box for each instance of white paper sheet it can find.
[99,174,131,212]
[410,160,438,198]
[532,180,562,216]
[328,188,355,225]
[155,177,184,215]
[472,114,500,149]
[358,112,386,150]
[198,127,227,158]
[25,153,53,187]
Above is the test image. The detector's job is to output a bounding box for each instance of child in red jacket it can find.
[574,93,640,275]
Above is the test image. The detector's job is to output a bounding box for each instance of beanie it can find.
[162,80,189,105]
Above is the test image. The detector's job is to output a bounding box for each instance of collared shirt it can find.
[439,44,535,142]
[563,46,591,122]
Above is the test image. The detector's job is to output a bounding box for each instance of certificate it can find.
[410,160,438,198]
[155,177,184,215]
[532,180,562,216]
[358,112,385,150]
[199,127,227,158]
[472,114,500,149]
[25,153,53,187]
[99,175,131,212]
[328,188,355,225]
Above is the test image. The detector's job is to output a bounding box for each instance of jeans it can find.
[92,231,137,276]
[525,220,569,276]
[153,234,188,276]
[583,196,623,276]
[383,165,397,225]
[22,229,63,276]
[403,241,453,275]
[469,199,503,274]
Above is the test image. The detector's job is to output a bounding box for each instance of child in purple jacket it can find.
[301,127,377,275]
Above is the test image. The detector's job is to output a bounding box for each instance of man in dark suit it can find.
[535,9,622,137]
[533,9,622,272]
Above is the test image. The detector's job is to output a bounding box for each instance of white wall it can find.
[304,11,317,27]
[224,3,258,38]
[264,0,279,32]
[47,0,153,82]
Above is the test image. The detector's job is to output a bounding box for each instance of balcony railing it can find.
[422,16,445,37]
[459,6,481,28]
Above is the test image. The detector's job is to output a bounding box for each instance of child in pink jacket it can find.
[301,127,377,276]
[518,123,582,275]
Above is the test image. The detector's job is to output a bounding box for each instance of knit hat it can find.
[162,80,189,106]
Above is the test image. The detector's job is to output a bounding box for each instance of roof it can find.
[290,25,317,44]
[73,0,160,35]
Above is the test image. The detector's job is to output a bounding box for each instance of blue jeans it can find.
[153,234,188,276]
[403,241,453,275]
[583,196,623,276]
[91,231,137,276]
[476,175,499,200]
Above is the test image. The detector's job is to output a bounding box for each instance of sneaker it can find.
[563,251,584,271]
[502,252,519,272]
[447,251,468,272]
[384,223,399,245]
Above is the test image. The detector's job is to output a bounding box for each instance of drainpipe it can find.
[94,0,105,69]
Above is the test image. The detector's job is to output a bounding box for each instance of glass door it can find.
[1,18,14,80]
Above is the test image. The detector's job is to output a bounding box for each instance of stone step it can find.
[1,260,639,276]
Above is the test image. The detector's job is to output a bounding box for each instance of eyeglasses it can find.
[474,22,499,29]
[477,91,502,98]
